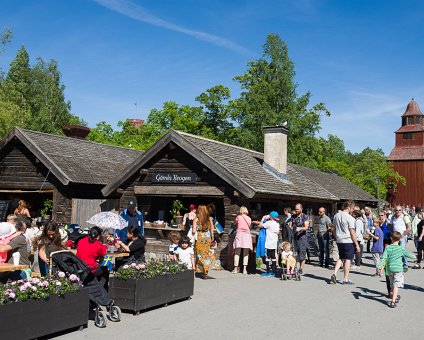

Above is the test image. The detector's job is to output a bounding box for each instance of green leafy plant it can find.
[0,272,81,305]
[40,198,53,216]
[115,259,188,280]
[170,199,184,218]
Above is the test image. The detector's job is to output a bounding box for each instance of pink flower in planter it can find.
[69,274,79,282]
[131,263,137,268]
[31,278,40,284]
[24,282,32,288]
[7,292,16,299]
[57,272,66,278]
[123,265,129,269]
[31,286,37,291]
[19,286,27,292]
[55,281,62,286]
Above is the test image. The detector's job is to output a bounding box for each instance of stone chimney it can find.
[62,125,91,140]
[262,126,289,181]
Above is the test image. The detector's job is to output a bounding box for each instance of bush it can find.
[0,272,81,305]
[115,259,188,280]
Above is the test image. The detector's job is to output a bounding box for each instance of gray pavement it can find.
[57,243,423,340]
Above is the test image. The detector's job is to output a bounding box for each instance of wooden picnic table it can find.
[0,263,29,273]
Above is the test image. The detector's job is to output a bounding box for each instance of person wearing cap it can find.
[119,199,144,243]
[259,211,280,277]
[291,203,310,275]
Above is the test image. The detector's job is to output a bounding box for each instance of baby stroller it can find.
[280,225,301,281]
[50,250,121,328]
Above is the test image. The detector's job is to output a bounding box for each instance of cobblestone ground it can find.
[56,242,422,340]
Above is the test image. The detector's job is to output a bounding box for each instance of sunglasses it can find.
[395,209,402,211]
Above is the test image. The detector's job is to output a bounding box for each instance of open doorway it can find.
[0,191,53,221]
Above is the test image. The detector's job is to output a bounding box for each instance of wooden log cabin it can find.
[0,126,142,224]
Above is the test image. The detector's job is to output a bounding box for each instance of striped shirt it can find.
[378,244,415,273]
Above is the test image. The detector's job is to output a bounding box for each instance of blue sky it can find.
[1,0,424,155]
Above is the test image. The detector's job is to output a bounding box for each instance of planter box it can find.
[110,270,194,313]
[0,288,89,339]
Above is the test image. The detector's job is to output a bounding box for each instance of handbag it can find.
[362,232,371,241]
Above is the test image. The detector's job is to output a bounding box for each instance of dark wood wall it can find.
[392,160,424,207]
[0,140,55,190]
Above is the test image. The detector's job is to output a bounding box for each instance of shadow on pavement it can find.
[404,283,424,293]
[302,273,332,284]
[351,287,388,305]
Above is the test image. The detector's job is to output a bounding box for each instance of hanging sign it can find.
[151,172,197,184]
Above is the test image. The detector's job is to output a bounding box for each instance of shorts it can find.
[336,243,355,260]
[294,236,307,261]
[388,271,404,289]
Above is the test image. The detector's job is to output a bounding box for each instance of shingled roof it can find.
[0,127,143,185]
[292,164,378,202]
[103,130,376,203]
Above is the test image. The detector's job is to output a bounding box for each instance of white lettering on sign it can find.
[152,173,197,183]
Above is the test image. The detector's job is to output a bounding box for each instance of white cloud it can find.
[93,0,250,55]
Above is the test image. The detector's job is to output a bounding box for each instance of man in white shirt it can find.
[391,205,412,269]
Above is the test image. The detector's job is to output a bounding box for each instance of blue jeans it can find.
[399,236,408,267]
[317,233,330,267]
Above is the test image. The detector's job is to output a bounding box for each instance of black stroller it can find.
[50,250,121,328]
[280,224,301,281]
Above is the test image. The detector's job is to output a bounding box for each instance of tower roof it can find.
[402,99,423,117]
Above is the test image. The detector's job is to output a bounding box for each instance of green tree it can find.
[0,46,82,138]
[195,85,234,142]
[28,57,80,134]
[230,33,330,160]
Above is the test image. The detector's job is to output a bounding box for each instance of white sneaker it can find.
[351,265,358,270]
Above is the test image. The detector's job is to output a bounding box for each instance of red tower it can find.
[387,99,424,207]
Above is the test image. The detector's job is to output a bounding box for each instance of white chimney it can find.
[262,126,289,180]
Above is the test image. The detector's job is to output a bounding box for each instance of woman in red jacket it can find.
[76,226,109,289]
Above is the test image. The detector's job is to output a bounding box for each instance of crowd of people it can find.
[1,197,422,309]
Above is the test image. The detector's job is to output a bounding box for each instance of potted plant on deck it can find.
[0,272,89,339]
[40,198,53,220]
[109,259,194,314]
[170,199,184,225]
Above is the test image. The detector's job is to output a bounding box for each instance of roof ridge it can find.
[174,130,264,157]
[18,127,143,153]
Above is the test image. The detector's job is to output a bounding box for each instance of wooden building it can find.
[103,127,377,228]
[388,99,424,207]
[0,127,142,224]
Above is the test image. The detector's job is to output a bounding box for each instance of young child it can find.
[368,219,384,276]
[378,231,415,308]
[260,211,280,277]
[280,241,296,274]
[168,231,181,261]
[175,236,195,269]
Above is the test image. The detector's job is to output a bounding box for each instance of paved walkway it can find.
[57,244,423,340]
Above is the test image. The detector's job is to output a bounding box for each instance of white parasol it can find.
[87,211,128,230]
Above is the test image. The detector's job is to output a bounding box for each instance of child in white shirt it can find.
[175,236,195,269]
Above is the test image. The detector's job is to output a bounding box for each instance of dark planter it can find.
[110,270,194,313]
[0,288,89,339]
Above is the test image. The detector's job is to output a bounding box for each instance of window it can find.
[407,117,414,124]
[416,116,422,124]
[403,133,415,140]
